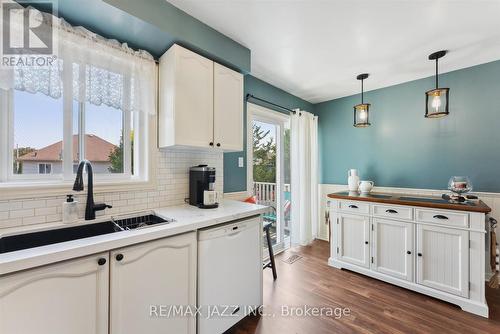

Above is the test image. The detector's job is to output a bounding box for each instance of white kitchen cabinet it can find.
[213,62,244,151]
[159,44,243,151]
[372,218,414,281]
[337,213,370,268]
[416,224,469,297]
[159,44,214,149]
[109,232,197,334]
[0,253,109,334]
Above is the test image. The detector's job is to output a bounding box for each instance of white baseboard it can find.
[316,235,329,242]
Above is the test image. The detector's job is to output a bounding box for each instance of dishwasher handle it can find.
[227,225,242,237]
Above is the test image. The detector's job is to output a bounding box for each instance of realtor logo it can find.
[1,1,54,55]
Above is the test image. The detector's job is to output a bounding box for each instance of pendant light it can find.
[353,73,371,127]
[425,50,449,118]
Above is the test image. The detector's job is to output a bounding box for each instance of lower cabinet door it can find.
[338,213,370,268]
[110,232,197,334]
[372,218,414,281]
[0,253,109,334]
[416,224,469,297]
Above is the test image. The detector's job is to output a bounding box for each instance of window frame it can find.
[0,66,155,197]
[38,163,53,174]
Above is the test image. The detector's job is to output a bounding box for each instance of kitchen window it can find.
[0,7,156,191]
[0,65,141,184]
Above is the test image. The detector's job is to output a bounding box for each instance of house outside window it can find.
[20,135,116,175]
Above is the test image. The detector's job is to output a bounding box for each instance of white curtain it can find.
[0,2,156,116]
[290,110,319,246]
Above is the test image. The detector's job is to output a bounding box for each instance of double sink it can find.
[0,212,174,254]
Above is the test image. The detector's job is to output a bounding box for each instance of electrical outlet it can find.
[238,157,244,168]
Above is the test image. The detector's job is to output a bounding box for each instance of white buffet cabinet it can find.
[328,197,489,317]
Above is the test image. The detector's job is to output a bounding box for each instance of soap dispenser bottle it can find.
[63,194,78,224]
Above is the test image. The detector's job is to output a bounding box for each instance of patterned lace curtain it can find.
[72,64,126,111]
[14,61,63,98]
[0,3,156,115]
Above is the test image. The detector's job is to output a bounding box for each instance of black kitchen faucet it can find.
[73,160,112,220]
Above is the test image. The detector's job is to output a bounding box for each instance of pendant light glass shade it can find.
[354,103,371,127]
[425,87,449,118]
[353,73,371,127]
[425,50,449,118]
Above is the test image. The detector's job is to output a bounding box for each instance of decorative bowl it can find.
[448,176,472,195]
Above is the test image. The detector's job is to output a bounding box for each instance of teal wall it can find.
[314,60,500,192]
[224,75,314,193]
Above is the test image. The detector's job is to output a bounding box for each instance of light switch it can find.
[238,157,244,168]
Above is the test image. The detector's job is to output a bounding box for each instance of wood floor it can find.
[227,240,500,334]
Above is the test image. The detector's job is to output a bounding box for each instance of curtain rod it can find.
[245,94,297,114]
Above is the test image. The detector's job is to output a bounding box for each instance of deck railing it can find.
[254,182,292,243]
[253,181,290,208]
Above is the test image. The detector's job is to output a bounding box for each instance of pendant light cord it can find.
[435,58,439,89]
[361,79,364,104]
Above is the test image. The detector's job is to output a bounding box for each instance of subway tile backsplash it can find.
[0,149,223,230]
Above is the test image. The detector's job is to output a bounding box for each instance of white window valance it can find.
[0,3,156,115]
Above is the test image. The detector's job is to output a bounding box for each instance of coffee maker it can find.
[189,165,219,209]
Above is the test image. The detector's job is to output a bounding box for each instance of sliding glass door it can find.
[248,103,291,255]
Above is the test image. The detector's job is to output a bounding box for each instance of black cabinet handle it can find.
[348,205,358,209]
[365,241,369,245]
[406,251,412,255]
[433,215,448,220]
[417,253,422,257]
[386,209,398,214]
[116,254,124,261]
[97,258,107,266]
[209,142,214,146]
[216,143,221,147]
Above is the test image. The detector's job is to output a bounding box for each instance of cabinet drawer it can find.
[339,201,370,215]
[373,204,413,221]
[416,209,469,228]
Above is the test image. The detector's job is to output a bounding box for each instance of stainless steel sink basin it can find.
[0,212,174,254]
[111,212,174,230]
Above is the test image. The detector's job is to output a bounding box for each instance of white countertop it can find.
[0,200,267,276]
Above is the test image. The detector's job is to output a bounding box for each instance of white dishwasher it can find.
[197,215,263,334]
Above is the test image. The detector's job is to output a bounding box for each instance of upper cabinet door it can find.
[109,232,197,334]
[159,45,214,149]
[213,63,243,151]
[0,253,109,334]
[416,224,469,297]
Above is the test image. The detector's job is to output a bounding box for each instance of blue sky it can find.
[254,120,275,145]
[14,90,123,149]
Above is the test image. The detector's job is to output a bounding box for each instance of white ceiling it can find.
[167,0,500,103]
